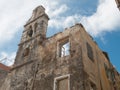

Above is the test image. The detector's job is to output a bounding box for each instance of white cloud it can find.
[63,15,82,28]
[0,0,119,44]
[0,0,69,65]
[81,0,120,37]
[0,52,16,66]
[0,0,64,45]
[50,4,68,17]
[49,0,120,37]
[49,14,81,29]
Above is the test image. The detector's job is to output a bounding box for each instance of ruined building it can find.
[116,0,120,10]
[0,6,120,90]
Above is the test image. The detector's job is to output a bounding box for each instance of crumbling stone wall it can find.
[1,23,119,90]
[0,5,120,90]
[0,24,86,90]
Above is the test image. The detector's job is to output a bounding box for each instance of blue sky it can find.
[0,0,120,72]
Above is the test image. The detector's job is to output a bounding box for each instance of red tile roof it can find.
[0,63,11,72]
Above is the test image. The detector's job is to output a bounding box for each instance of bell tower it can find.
[21,5,49,43]
[14,6,49,66]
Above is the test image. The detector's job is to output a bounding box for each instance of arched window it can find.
[86,42,94,61]
[27,26,33,37]
[34,23,38,33]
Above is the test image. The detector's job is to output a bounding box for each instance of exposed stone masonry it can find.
[0,5,120,90]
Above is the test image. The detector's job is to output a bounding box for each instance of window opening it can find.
[54,74,70,90]
[86,42,94,61]
[27,26,33,37]
[60,42,70,57]
[34,23,38,33]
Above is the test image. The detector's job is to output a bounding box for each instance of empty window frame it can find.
[54,74,70,90]
[27,26,33,37]
[111,71,115,82]
[86,42,94,61]
[59,39,70,57]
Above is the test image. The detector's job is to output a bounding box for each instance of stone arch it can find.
[27,26,33,37]
[34,23,38,33]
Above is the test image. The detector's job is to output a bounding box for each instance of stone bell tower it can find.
[22,5,49,43]
[14,6,49,66]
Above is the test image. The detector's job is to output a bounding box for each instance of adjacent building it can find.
[0,6,120,90]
